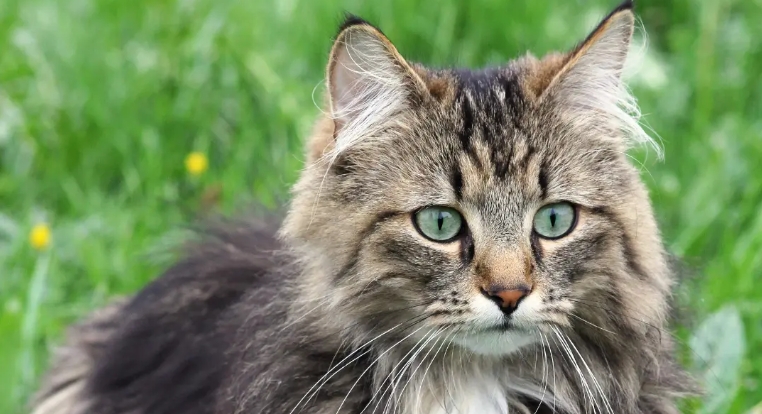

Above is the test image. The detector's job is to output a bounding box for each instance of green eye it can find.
[414,206,463,242]
[533,202,577,239]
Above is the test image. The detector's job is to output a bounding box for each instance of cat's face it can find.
[284,4,672,356]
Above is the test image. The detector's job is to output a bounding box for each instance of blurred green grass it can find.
[1,0,760,413]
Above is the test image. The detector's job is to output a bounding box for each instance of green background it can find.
[1,0,760,412]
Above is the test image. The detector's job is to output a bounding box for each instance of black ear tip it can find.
[613,0,635,13]
[335,13,387,41]
[338,13,371,32]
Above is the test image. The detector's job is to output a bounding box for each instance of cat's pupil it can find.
[549,210,557,227]
[437,213,444,230]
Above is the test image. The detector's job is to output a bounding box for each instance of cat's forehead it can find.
[423,64,529,115]
[415,65,544,181]
[393,64,620,211]
[452,66,525,101]
[448,66,532,147]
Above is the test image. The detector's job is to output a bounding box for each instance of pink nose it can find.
[481,285,531,314]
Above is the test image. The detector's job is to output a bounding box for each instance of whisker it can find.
[552,326,598,414]
[292,313,428,414]
[568,296,718,397]
[563,331,614,414]
[278,296,334,333]
[280,275,430,335]
[438,331,459,413]
[533,329,549,414]
[384,327,440,414]
[418,330,453,412]
[544,331,557,413]
[395,328,444,409]
[364,326,435,413]
[334,324,432,414]
[385,329,439,414]
[568,313,618,336]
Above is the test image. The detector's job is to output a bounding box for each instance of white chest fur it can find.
[426,381,507,414]
[405,372,508,414]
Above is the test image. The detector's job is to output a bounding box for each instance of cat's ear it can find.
[323,17,428,156]
[526,2,652,150]
[535,2,634,102]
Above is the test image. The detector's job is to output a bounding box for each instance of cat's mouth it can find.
[485,317,522,332]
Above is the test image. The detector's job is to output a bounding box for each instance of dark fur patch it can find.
[331,154,356,176]
[491,139,513,179]
[451,163,464,200]
[457,89,475,151]
[538,157,550,199]
[530,232,544,264]
[460,231,475,265]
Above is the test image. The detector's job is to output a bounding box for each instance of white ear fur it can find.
[326,25,425,160]
[542,7,660,157]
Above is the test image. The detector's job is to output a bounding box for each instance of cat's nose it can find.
[481,285,531,314]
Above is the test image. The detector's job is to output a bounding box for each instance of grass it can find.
[0,0,760,412]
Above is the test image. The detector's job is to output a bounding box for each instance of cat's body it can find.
[31,2,695,413]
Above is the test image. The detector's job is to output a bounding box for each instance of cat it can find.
[30,1,696,413]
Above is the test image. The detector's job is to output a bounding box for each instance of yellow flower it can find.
[185,152,208,176]
[30,223,51,250]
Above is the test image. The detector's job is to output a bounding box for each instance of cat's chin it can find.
[453,329,538,356]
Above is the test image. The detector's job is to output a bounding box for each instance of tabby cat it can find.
[31,1,695,413]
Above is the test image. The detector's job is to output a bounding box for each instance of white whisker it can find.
[386,329,441,414]
[569,313,618,336]
[397,328,444,412]
[289,320,411,414]
[417,330,453,412]
[335,324,430,414]
[368,327,436,414]
[552,327,598,414]
[562,332,614,414]
[533,329,549,414]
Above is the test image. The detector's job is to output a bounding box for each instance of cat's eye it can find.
[533,202,577,239]
[414,206,463,242]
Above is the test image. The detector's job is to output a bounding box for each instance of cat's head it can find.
[283,1,673,355]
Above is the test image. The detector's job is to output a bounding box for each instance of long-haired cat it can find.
[31,1,695,413]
